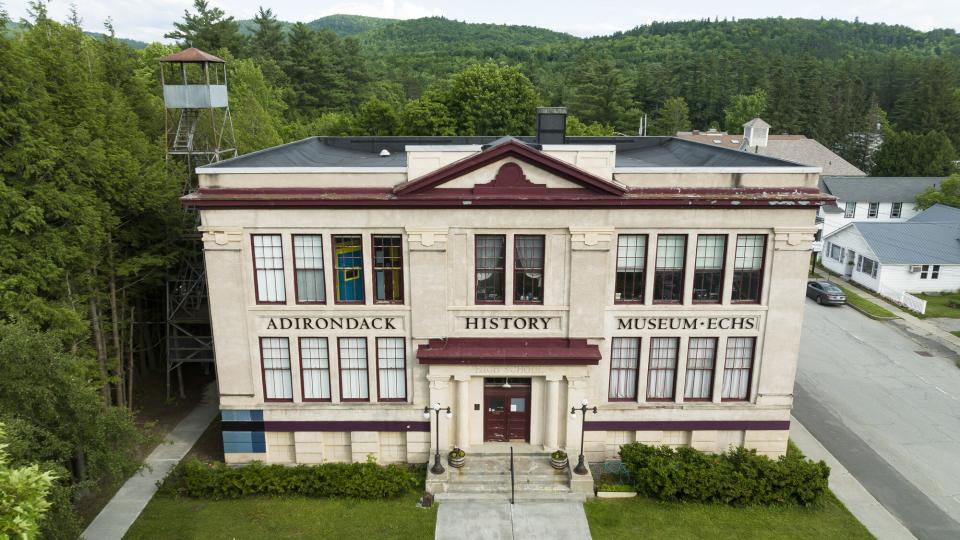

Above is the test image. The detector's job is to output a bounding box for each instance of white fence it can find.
[878,283,927,315]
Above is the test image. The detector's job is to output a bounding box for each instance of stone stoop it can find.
[429,452,585,502]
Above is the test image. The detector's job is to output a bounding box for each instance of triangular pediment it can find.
[393,139,625,197]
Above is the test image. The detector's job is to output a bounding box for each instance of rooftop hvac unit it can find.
[909,265,922,273]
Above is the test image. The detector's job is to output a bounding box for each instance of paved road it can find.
[796,299,960,539]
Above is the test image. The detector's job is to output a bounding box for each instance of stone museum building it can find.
[183,108,826,469]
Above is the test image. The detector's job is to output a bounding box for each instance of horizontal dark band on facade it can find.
[251,420,431,432]
[583,420,790,431]
[417,337,602,365]
[221,420,265,432]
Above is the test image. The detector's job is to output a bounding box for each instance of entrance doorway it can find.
[483,378,531,442]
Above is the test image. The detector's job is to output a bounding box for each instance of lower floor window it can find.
[857,256,879,278]
[260,337,292,400]
[377,337,407,400]
[609,337,640,400]
[722,337,755,400]
[920,264,940,279]
[338,337,369,400]
[647,337,678,400]
[684,337,717,400]
[300,337,331,400]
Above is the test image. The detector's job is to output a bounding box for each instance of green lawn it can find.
[914,292,960,319]
[124,492,437,540]
[834,284,898,319]
[585,493,873,540]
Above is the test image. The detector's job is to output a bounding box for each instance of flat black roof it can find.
[202,135,810,169]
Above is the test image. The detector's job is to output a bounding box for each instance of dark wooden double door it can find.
[483,379,531,442]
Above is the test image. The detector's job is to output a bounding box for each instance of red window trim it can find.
[475,234,506,305]
[371,235,404,305]
[298,337,332,403]
[731,234,767,305]
[291,234,326,305]
[721,336,756,402]
[691,234,726,305]
[614,233,648,305]
[251,234,286,305]
[332,234,366,305]
[652,234,687,305]
[608,337,640,401]
[683,336,718,402]
[375,336,408,402]
[513,234,545,305]
[646,337,679,401]
[337,336,370,402]
[260,337,293,403]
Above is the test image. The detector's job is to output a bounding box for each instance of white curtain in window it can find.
[684,338,716,399]
[339,338,369,399]
[300,337,330,399]
[294,235,325,302]
[647,337,678,399]
[609,337,639,399]
[254,235,286,302]
[261,337,292,399]
[377,338,406,400]
[722,337,754,399]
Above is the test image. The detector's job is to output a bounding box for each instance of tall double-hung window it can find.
[373,235,403,303]
[722,337,755,401]
[615,235,646,303]
[732,235,765,303]
[653,235,686,303]
[253,234,285,303]
[609,337,640,400]
[693,235,725,303]
[475,235,506,303]
[514,235,545,303]
[333,235,364,303]
[684,337,717,400]
[647,337,679,400]
[338,337,369,401]
[260,337,292,401]
[377,338,407,401]
[300,337,331,401]
[293,235,325,303]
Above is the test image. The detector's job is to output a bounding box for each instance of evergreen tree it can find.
[872,130,957,176]
[569,55,633,128]
[653,96,691,135]
[164,0,246,54]
[891,58,960,149]
[250,7,285,61]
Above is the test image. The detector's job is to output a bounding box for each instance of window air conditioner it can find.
[909,265,922,273]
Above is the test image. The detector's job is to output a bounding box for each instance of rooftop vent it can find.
[536,107,567,145]
[379,149,391,157]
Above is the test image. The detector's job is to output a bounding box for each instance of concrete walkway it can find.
[790,416,915,539]
[82,384,219,540]
[813,269,960,354]
[436,501,592,540]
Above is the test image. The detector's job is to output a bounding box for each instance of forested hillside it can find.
[1,1,960,534]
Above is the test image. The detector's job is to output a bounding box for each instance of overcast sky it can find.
[5,0,959,42]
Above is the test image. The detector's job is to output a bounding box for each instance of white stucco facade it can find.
[188,138,824,466]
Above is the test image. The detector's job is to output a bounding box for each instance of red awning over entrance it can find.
[416,338,601,365]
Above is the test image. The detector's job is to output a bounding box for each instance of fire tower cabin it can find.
[183,108,827,487]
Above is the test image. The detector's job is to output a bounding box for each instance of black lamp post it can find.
[424,402,452,475]
[570,398,598,475]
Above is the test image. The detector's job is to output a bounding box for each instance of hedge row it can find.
[619,442,830,506]
[161,458,419,500]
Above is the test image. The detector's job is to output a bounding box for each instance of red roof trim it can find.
[416,338,602,365]
[393,139,626,196]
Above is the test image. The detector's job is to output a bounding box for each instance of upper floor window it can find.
[731,235,765,303]
[333,235,364,304]
[373,235,403,303]
[475,235,506,304]
[921,264,940,279]
[299,337,331,401]
[844,202,856,218]
[891,203,902,219]
[376,337,407,401]
[514,235,545,304]
[868,202,879,218]
[685,337,717,401]
[693,235,725,303]
[647,337,679,400]
[722,337,755,401]
[653,235,686,303]
[615,235,646,303]
[293,235,325,304]
[260,337,292,401]
[252,234,285,304]
[609,337,640,401]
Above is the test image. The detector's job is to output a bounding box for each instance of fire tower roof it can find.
[159,47,226,64]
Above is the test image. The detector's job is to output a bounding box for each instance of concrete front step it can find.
[434,492,586,503]
[448,473,568,484]
[444,484,571,493]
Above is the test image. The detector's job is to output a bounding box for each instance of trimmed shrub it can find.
[161,458,419,500]
[619,442,829,506]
